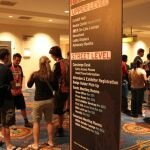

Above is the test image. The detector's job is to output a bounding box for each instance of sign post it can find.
[70,0,122,150]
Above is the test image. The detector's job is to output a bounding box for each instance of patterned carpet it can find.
[0,89,69,150]
[120,113,150,150]
[0,89,150,150]
[120,91,150,150]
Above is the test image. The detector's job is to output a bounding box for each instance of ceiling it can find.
[123,0,150,37]
[0,0,150,37]
[0,0,69,29]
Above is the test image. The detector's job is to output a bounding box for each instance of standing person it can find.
[0,48,19,150]
[144,53,150,105]
[27,56,54,149]
[49,46,69,137]
[132,48,144,67]
[10,53,32,128]
[129,60,147,117]
[144,54,150,76]
[122,55,130,114]
[64,51,70,113]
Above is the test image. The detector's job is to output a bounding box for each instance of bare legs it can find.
[47,122,54,146]
[32,122,40,149]
[21,109,32,127]
[2,127,13,150]
[32,121,53,148]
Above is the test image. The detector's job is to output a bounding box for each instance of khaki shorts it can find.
[32,98,54,123]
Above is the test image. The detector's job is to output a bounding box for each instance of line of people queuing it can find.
[122,48,150,119]
[0,46,69,150]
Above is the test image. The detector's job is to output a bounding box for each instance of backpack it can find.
[59,59,70,93]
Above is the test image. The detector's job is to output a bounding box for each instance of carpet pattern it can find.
[0,89,69,150]
[120,91,150,150]
[123,123,150,135]
[0,89,150,150]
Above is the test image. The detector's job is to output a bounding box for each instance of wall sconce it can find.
[23,48,31,58]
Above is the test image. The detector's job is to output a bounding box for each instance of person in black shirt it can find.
[132,48,144,68]
[0,48,19,150]
[49,46,69,137]
[27,56,54,149]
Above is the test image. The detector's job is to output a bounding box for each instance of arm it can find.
[27,73,35,88]
[52,62,61,91]
[19,65,24,83]
[143,70,148,84]
[8,68,15,89]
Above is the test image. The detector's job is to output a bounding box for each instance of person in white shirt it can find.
[129,60,147,117]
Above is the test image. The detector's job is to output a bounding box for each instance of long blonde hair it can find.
[35,56,52,81]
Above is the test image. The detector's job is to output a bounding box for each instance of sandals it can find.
[7,145,22,150]
[28,144,39,150]
[44,141,54,147]
[41,141,54,148]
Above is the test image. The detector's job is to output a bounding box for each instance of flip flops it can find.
[44,142,54,147]
[28,144,39,150]
[7,145,22,150]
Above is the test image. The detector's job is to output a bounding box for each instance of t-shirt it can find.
[133,56,143,64]
[52,58,69,93]
[27,72,53,101]
[10,64,23,96]
[129,68,147,88]
[0,63,14,106]
[122,61,128,80]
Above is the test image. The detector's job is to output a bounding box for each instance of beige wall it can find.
[2,24,150,88]
[122,36,150,67]
[0,24,69,88]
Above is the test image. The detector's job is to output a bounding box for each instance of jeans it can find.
[122,80,129,112]
[131,88,145,115]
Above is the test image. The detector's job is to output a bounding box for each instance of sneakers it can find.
[0,141,4,147]
[143,117,150,123]
[24,121,33,128]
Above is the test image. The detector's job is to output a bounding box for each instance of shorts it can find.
[0,108,15,127]
[13,94,26,110]
[32,98,54,123]
[54,91,69,115]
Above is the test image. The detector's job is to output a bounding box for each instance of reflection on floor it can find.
[0,89,150,150]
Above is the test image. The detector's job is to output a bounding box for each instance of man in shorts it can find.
[10,53,32,128]
[0,48,18,149]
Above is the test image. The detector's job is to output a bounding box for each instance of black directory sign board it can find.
[70,0,122,150]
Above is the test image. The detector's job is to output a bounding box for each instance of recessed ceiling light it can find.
[64,10,69,14]
[48,19,52,22]
[9,15,13,18]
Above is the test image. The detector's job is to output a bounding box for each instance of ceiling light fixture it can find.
[122,26,137,43]
[64,10,69,14]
